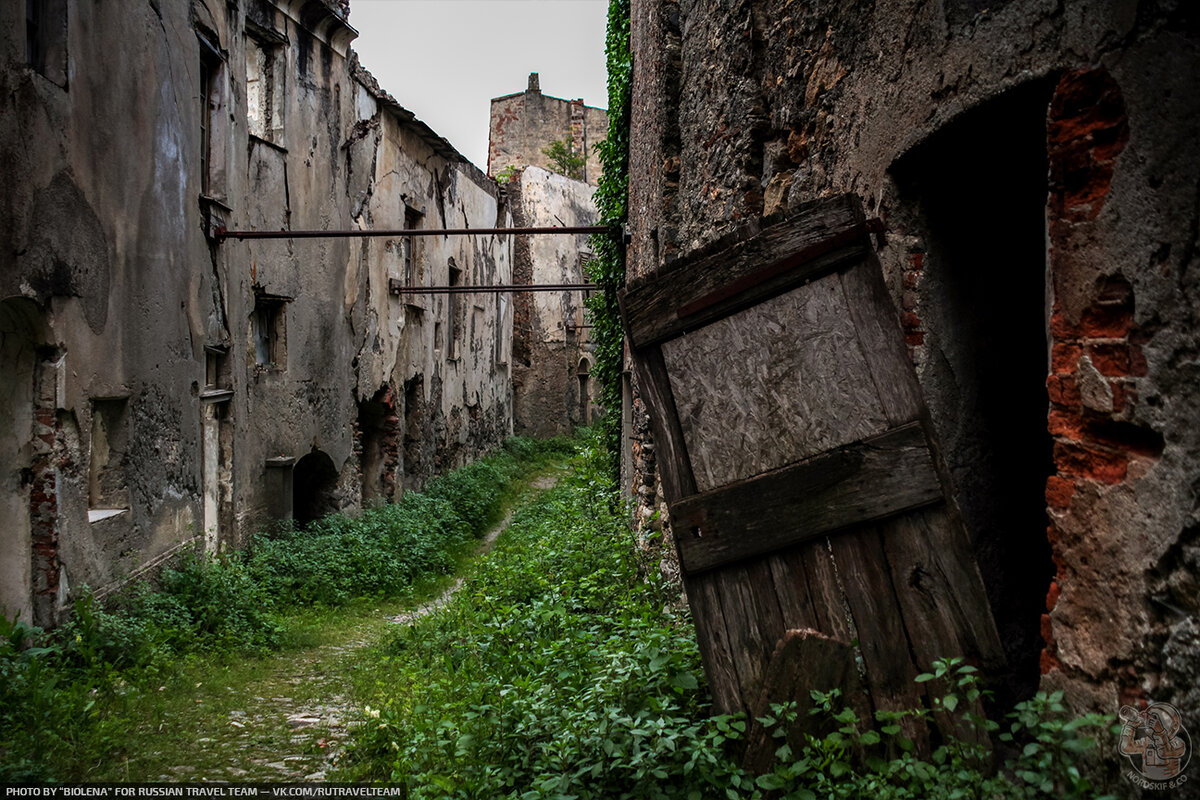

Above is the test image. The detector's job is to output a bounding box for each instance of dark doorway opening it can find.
[577,357,591,425]
[292,449,338,527]
[403,375,425,491]
[358,387,396,505]
[891,78,1057,706]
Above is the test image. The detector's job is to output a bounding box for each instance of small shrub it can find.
[542,137,586,180]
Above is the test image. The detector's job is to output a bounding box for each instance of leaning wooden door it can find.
[619,195,1004,746]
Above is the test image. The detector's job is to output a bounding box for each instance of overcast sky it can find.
[348,0,610,172]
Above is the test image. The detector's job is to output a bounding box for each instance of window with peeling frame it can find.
[252,294,288,370]
[246,32,284,142]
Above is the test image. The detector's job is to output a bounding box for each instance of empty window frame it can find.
[252,294,288,369]
[89,398,129,511]
[403,207,423,284]
[198,35,223,195]
[447,260,463,361]
[245,32,284,142]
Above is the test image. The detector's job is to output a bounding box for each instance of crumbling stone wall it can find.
[629,0,1200,776]
[0,0,516,626]
[508,167,599,438]
[488,74,609,186]
[350,63,515,491]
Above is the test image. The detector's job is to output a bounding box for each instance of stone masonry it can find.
[627,0,1200,790]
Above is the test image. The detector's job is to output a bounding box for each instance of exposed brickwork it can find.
[1041,69,1164,676]
[29,354,62,628]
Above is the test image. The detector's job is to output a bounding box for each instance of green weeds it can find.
[0,435,570,781]
[338,434,1114,799]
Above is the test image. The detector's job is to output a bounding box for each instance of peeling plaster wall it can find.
[351,84,514,493]
[226,0,360,540]
[629,0,1200,773]
[0,0,515,627]
[509,167,598,437]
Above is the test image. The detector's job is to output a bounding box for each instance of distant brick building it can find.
[488,73,608,186]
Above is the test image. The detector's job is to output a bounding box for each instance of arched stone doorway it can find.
[292,449,338,527]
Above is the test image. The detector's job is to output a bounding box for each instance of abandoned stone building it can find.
[623,0,1199,787]
[507,166,600,438]
[487,77,605,437]
[0,0,602,629]
[488,73,609,187]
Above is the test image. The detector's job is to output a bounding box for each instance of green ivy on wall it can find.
[586,0,631,484]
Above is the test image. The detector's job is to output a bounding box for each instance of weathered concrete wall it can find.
[488,74,609,186]
[629,0,1200,776]
[0,0,516,626]
[509,167,598,438]
[224,0,361,538]
[351,65,514,494]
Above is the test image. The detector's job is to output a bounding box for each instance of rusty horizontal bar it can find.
[216,225,614,241]
[388,280,597,294]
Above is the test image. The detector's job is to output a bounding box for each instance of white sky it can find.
[348,0,610,171]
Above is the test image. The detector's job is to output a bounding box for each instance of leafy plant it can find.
[542,138,586,180]
[0,435,571,781]
[495,164,519,185]
[339,433,1116,798]
[585,0,632,483]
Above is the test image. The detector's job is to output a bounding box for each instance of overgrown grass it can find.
[338,433,1114,799]
[0,435,571,782]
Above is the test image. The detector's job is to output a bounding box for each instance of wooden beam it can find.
[620,194,868,349]
[672,423,942,575]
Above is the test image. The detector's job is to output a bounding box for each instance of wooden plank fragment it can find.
[661,274,890,491]
[620,195,868,349]
[839,258,925,426]
[741,628,862,775]
[629,346,695,505]
[683,571,744,715]
[672,423,942,574]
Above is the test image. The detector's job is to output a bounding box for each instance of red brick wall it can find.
[1040,68,1164,677]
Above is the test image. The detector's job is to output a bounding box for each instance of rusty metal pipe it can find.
[388,281,597,294]
[215,226,614,241]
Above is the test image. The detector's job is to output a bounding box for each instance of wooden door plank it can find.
[829,527,930,753]
[672,423,942,574]
[714,561,786,711]
[768,550,821,633]
[684,572,744,715]
[839,258,925,426]
[660,274,890,491]
[629,346,695,505]
[876,509,996,745]
[620,195,868,349]
[800,539,857,647]
[882,507,1006,669]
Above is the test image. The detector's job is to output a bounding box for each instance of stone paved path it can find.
[145,472,561,782]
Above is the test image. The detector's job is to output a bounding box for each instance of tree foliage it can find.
[541,138,586,180]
